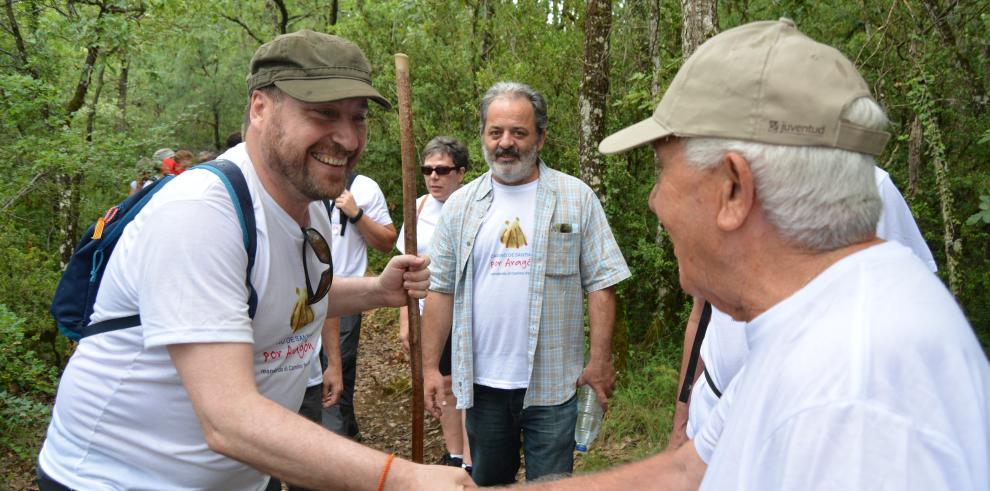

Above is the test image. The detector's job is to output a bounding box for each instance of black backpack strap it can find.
[678,301,713,403]
[199,160,258,318]
[325,172,360,237]
[702,365,723,398]
[84,315,142,337]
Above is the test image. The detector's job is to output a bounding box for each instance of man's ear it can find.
[716,152,755,232]
[248,90,271,128]
[536,130,547,151]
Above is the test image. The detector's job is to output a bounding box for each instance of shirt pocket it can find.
[546,230,580,276]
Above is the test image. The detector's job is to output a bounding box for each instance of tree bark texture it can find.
[911,72,960,296]
[212,103,222,151]
[578,0,613,199]
[56,172,83,270]
[269,0,289,34]
[680,0,718,59]
[648,0,663,99]
[4,0,39,78]
[907,114,922,199]
[921,0,986,103]
[328,0,338,26]
[86,62,106,142]
[479,0,495,66]
[116,56,129,132]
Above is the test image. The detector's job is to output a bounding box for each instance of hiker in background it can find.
[152,147,180,176]
[173,149,195,174]
[38,29,472,491]
[422,82,630,486]
[197,150,216,164]
[319,170,397,440]
[396,136,472,472]
[128,158,158,196]
[226,131,242,150]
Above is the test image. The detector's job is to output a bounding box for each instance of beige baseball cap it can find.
[599,18,890,156]
[247,29,391,110]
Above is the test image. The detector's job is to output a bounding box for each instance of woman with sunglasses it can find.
[397,136,471,472]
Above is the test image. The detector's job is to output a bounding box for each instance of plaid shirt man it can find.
[429,162,630,409]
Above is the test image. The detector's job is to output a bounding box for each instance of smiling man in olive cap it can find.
[511,18,989,491]
[38,30,473,491]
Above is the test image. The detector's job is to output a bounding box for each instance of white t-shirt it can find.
[471,179,538,389]
[695,242,990,490]
[39,144,331,490]
[329,174,393,278]
[687,166,939,441]
[397,194,445,312]
[306,174,392,387]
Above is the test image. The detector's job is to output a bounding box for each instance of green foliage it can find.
[1,0,989,475]
[0,389,52,463]
[967,195,990,226]
[576,349,680,472]
[0,305,58,396]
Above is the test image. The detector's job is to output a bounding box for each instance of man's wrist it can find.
[348,208,364,223]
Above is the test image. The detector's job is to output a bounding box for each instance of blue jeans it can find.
[465,384,576,485]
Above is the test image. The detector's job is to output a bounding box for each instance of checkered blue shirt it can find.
[429,162,630,408]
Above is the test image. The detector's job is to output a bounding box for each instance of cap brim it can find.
[275,78,392,111]
[598,116,673,155]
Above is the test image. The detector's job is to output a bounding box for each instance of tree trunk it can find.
[56,172,84,269]
[116,56,129,132]
[648,0,663,99]
[927,119,960,297]
[269,0,289,34]
[479,0,495,66]
[578,0,612,199]
[921,0,986,104]
[65,46,100,124]
[212,103,222,151]
[911,71,960,296]
[328,0,338,26]
[907,115,923,199]
[680,0,718,59]
[85,62,106,142]
[4,0,39,78]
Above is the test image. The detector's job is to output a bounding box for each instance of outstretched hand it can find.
[377,254,431,307]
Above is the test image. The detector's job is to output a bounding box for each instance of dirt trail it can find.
[349,307,448,463]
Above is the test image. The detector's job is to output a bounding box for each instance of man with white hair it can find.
[667,165,940,451]
[519,18,989,490]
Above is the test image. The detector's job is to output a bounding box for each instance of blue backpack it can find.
[50,160,258,341]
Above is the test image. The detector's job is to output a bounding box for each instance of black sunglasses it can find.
[302,227,333,305]
[421,165,460,176]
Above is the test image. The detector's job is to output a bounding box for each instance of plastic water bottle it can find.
[574,385,603,452]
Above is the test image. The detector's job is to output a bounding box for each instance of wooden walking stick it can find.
[394,53,424,463]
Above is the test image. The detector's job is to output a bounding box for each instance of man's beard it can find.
[262,116,348,201]
[482,143,539,184]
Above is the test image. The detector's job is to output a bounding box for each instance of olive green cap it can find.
[247,29,391,110]
[600,18,890,156]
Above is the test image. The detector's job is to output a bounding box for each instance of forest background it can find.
[1,0,988,482]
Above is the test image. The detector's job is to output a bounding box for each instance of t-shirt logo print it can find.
[499,217,528,249]
[290,287,314,332]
